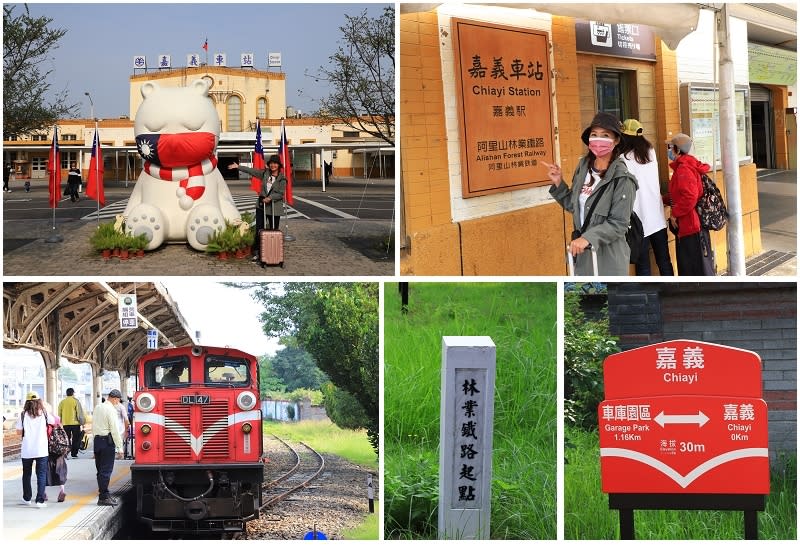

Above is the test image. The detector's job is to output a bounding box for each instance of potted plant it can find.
[90,221,120,260]
[130,233,148,257]
[205,224,232,260]
[240,226,254,258]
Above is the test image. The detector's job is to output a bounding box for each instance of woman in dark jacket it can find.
[228,154,287,262]
[544,112,638,275]
[665,133,713,275]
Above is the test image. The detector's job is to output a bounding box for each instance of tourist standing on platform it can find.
[15,392,55,508]
[58,388,85,459]
[665,133,713,275]
[619,119,674,276]
[47,414,69,503]
[92,389,124,506]
[544,112,638,275]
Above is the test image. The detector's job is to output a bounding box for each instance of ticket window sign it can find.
[452,19,555,198]
[119,294,138,329]
[598,340,769,495]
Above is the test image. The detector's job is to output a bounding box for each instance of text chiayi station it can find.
[599,340,769,494]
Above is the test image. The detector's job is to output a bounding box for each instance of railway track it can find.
[261,435,326,510]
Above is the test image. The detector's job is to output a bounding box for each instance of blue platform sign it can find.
[147,329,158,350]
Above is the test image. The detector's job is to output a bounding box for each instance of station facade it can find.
[400,4,796,275]
[4,66,394,184]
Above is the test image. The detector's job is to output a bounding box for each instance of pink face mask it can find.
[588,136,616,157]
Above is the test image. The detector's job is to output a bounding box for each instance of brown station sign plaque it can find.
[452,18,555,198]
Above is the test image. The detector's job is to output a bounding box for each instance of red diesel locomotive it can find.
[131,345,263,532]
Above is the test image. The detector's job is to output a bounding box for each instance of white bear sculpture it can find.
[123,79,240,251]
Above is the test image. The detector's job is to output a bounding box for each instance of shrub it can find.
[564,288,619,430]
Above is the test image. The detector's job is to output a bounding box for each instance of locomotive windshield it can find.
[205,355,250,386]
[145,356,190,387]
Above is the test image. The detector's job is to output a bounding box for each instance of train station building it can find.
[3,63,394,185]
[399,3,796,275]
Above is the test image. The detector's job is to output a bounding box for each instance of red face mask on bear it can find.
[136,132,216,167]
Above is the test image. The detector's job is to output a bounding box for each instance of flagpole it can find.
[280,119,295,242]
[94,121,100,225]
[45,124,63,243]
[86,92,101,225]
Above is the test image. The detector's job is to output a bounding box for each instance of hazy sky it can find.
[13,2,390,119]
[160,280,282,358]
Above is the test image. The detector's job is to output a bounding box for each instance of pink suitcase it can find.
[259,203,284,268]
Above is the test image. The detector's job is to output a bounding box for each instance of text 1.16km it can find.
[614,433,642,441]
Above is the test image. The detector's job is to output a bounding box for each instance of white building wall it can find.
[676,9,750,86]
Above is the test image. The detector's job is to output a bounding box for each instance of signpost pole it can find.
[618,509,634,539]
[438,336,495,540]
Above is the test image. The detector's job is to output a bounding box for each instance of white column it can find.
[438,336,496,539]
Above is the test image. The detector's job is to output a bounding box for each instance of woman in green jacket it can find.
[229,154,287,261]
[543,112,638,276]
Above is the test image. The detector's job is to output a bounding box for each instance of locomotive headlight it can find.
[137,393,156,412]
[237,391,257,411]
[140,424,152,435]
[241,422,253,434]
[141,441,152,451]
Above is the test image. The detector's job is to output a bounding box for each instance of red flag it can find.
[250,119,265,193]
[279,119,293,205]
[47,127,61,208]
[86,129,105,206]
[202,38,208,51]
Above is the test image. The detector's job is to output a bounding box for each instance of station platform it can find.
[3,455,133,539]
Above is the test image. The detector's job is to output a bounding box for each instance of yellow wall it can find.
[400,9,763,276]
[129,66,287,125]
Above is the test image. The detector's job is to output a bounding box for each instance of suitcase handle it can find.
[262,199,278,231]
[566,245,598,276]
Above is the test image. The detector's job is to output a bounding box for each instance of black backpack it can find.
[696,173,728,231]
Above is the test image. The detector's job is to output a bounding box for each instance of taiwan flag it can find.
[251,119,265,193]
[86,129,105,206]
[47,127,61,208]
[279,119,293,205]
[202,38,208,51]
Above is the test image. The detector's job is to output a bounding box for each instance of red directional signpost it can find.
[598,340,769,539]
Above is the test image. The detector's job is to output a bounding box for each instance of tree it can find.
[564,287,619,430]
[257,355,287,397]
[310,7,394,145]
[270,345,328,391]
[3,5,78,138]
[239,282,379,453]
[321,382,370,431]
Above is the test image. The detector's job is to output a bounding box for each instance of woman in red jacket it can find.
[665,133,713,275]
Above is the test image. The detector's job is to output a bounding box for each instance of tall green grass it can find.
[565,426,797,539]
[263,420,377,469]
[385,283,557,539]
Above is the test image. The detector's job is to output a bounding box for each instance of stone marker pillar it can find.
[439,336,496,539]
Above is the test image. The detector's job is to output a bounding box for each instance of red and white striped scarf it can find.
[143,155,217,201]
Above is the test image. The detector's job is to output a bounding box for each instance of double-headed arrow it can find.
[654,410,709,428]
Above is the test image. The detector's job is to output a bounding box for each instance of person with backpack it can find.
[15,392,56,508]
[665,133,714,275]
[619,119,674,276]
[46,413,69,503]
[544,112,638,275]
[58,388,85,459]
